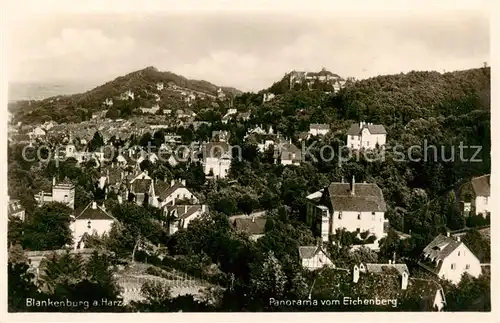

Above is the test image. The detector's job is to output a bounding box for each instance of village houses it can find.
[306,177,388,249]
[298,245,334,271]
[34,177,75,210]
[347,121,387,150]
[458,174,490,217]
[203,142,232,179]
[418,233,482,285]
[71,201,117,249]
[8,198,26,221]
[309,123,330,137]
[164,204,209,235]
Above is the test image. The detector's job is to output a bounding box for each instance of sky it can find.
[5,0,491,92]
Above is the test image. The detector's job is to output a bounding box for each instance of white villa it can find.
[71,201,117,249]
[418,233,482,285]
[203,142,232,179]
[347,121,387,150]
[306,177,388,250]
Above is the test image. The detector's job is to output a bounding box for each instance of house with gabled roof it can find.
[418,233,481,285]
[273,139,302,166]
[8,198,26,221]
[298,245,334,270]
[347,121,387,150]
[343,262,447,311]
[203,141,232,179]
[230,216,267,241]
[150,179,199,208]
[306,177,388,249]
[164,204,209,235]
[70,201,117,249]
[309,124,330,137]
[458,174,490,217]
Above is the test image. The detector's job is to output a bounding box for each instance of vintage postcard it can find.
[2,0,497,321]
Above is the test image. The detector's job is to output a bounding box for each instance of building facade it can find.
[347,122,387,150]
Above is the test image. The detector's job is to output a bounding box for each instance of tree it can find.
[8,262,42,311]
[8,217,25,247]
[38,250,123,312]
[23,202,73,251]
[250,251,287,308]
[88,131,104,152]
[444,272,490,311]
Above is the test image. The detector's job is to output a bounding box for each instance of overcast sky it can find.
[6,2,490,92]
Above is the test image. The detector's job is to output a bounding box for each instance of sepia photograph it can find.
[2,0,496,319]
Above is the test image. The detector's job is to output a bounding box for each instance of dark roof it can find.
[298,246,329,259]
[156,182,185,201]
[310,123,329,130]
[204,142,231,158]
[232,217,266,235]
[75,202,116,221]
[274,142,301,161]
[164,205,207,220]
[347,123,387,135]
[470,174,490,197]
[315,268,446,310]
[419,234,462,274]
[365,263,409,276]
[131,179,152,194]
[327,182,387,212]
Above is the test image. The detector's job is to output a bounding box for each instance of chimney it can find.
[353,265,360,283]
[351,176,355,195]
[457,236,461,242]
[181,179,186,186]
[144,170,148,176]
[388,260,392,265]
[341,176,344,183]
[52,177,56,186]
[252,216,255,223]
[171,179,175,186]
[447,231,450,237]
[401,271,409,290]
[92,201,97,209]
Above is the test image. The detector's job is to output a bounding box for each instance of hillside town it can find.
[7,63,491,313]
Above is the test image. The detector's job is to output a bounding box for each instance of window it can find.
[466,264,470,270]
[351,144,353,148]
[451,263,456,270]
[367,141,370,146]
[338,212,342,219]
[351,136,354,140]
[372,212,376,220]
[458,251,460,256]
[356,228,360,233]
[357,213,361,220]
